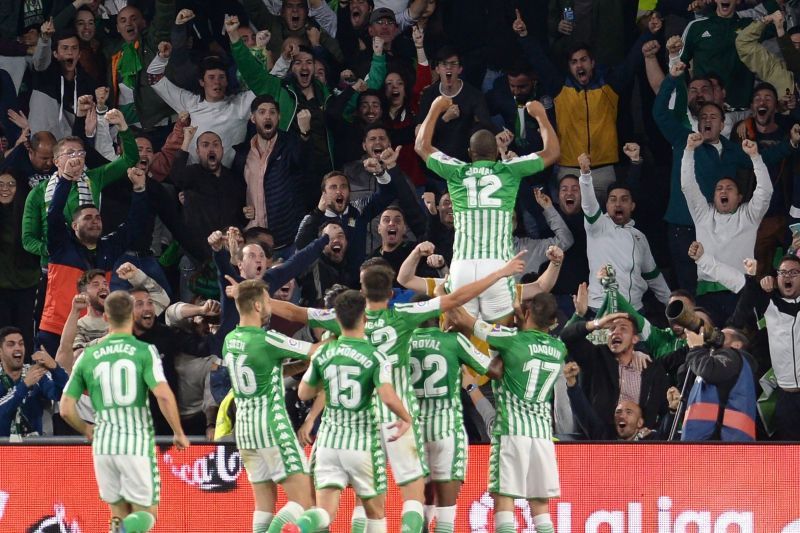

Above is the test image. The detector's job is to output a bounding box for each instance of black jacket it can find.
[170,150,247,262]
[232,131,310,248]
[561,319,669,435]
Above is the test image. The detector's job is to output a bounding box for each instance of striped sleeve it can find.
[144,344,167,388]
[373,350,393,386]
[302,359,320,386]
[426,152,466,182]
[308,307,341,335]
[455,333,491,374]
[395,297,442,325]
[474,319,517,350]
[64,353,87,399]
[265,330,313,360]
[503,153,544,180]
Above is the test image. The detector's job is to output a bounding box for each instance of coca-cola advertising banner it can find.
[2,443,798,532]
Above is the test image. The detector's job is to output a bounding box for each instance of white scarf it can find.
[43,170,94,207]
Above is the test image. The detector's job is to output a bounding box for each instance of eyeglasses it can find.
[439,60,461,67]
[373,19,396,26]
[0,181,16,189]
[57,150,86,159]
[777,269,800,278]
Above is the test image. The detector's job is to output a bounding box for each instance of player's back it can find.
[426,153,544,261]
[223,326,308,450]
[409,327,490,440]
[313,337,389,451]
[77,333,163,456]
[492,329,566,440]
[308,300,442,423]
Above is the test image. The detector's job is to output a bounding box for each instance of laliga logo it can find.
[468,494,800,532]
[163,444,242,492]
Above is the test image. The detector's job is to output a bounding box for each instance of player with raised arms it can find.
[270,255,525,533]
[59,291,190,533]
[415,95,559,324]
[223,278,323,533]
[282,290,412,532]
[448,292,566,533]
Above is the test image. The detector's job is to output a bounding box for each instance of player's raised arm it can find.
[415,95,452,160]
[526,100,560,167]
[439,251,527,312]
[271,299,311,324]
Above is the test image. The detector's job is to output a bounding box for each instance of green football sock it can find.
[351,505,367,533]
[253,510,273,533]
[495,510,516,533]
[434,505,456,533]
[533,513,554,533]
[401,501,424,533]
[121,511,155,533]
[266,502,304,533]
[293,508,330,533]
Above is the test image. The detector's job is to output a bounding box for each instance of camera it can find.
[665,300,725,349]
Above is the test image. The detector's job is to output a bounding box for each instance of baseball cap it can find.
[370,7,396,24]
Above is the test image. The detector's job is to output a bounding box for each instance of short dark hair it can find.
[670,289,695,304]
[699,101,725,118]
[0,326,23,345]
[360,257,393,273]
[789,26,800,37]
[334,290,366,329]
[199,56,227,79]
[434,45,460,66]
[195,130,222,146]
[243,227,274,259]
[52,29,79,51]
[606,181,634,200]
[320,171,349,192]
[360,265,394,301]
[77,269,106,293]
[566,42,594,62]
[752,81,778,102]
[523,292,558,327]
[250,94,280,114]
[779,254,800,269]
[505,59,534,78]
[291,45,315,62]
[363,123,388,141]
[380,205,406,221]
[104,291,134,326]
[318,220,344,236]
[30,131,56,151]
[706,72,725,89]
[72,203,98,221]
[323,284,349,308]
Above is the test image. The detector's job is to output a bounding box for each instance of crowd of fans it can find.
[1,0,799,443]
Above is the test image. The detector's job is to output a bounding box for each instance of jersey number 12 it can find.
[463,175,502,208]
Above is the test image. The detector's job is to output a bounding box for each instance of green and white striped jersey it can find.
[409,328,491,441]
[426,151,544,261]
[307,298,442,423]
[64,333,165,457]
[223,326,312,450]
[474,321,566,440]
[302,336,392,451]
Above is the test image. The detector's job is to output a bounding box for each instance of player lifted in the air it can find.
[448,292,566,533]
[223,279,323,533]
[408,294,496,532]
[415,95,559,323]
[270,256,524,533]
[59,291,190,533]
[282,290,412,533]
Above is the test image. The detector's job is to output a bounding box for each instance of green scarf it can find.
[117,41,143,89]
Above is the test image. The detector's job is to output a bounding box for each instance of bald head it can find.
[468,129,497,162]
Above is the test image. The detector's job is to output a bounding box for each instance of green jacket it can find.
[21,129,139,267]
[680,13,753,109]
[104,0,175,129]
